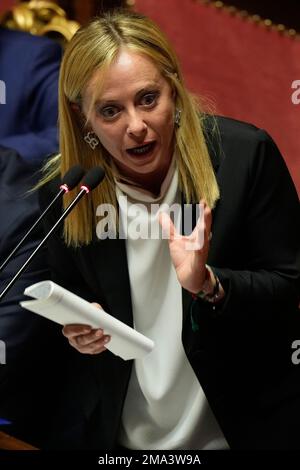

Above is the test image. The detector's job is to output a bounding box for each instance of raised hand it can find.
[159,200,212,294]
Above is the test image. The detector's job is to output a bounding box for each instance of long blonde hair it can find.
[41,9,219,246]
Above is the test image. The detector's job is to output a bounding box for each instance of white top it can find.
[115,162,229,450]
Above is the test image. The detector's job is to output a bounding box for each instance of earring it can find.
[84,131,99,150]
[174,108,182,127]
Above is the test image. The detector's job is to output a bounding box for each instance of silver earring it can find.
[84,131,99,150]
[174,108,182,127]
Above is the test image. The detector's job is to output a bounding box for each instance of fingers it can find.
[194,200,212,240]
[186,200,211,251]
[62,324,110,355]
[71,332,110,355]
[62,324,92,338]
[158,211,177,241]
[203,200,212,240]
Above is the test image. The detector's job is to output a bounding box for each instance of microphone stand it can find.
[0,187,88,302]
[0,164,85,274]
[0,189,63,273]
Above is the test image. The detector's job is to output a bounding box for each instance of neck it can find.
[133,167,169,196]
[115,154,173,198]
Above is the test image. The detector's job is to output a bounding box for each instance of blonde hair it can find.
[41,9,219,246]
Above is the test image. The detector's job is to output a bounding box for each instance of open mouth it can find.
[126,141,156,157]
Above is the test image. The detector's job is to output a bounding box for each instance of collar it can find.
[114,154,177,203]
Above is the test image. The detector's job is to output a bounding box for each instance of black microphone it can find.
[0,166,105,302]
[0,164,85,273]
[56,166,106,221]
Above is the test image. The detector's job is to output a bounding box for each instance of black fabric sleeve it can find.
[211,129,299,319]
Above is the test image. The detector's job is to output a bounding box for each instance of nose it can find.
[126,110,147,139]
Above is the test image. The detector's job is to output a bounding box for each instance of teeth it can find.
[129,143,153,155]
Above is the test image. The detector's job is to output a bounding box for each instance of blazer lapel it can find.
[85,237,134,328]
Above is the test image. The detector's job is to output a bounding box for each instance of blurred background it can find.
[53,0,300,30]
[1,0,299,45]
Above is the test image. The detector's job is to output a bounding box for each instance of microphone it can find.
[55,166,105,221]
[0,166,105,302]
[0,164,85,274]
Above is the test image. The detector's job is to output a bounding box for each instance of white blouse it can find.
[115,161,229,450]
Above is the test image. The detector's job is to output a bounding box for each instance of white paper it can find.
[20,280,154,361]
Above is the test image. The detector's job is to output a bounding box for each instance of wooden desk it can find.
[0,431,37,450]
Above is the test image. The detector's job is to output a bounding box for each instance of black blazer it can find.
[39,116,300,450]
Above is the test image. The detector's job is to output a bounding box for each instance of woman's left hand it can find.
[159,200,212,294]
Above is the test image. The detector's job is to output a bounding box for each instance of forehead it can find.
[85,49,165,101]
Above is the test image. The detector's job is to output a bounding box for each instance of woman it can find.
[39,10,300,450]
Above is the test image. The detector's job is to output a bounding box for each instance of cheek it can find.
[94,126,121,152]
[155,109,174,140]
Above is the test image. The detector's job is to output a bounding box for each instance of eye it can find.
[140,92,159,107]
[98,105,120,120]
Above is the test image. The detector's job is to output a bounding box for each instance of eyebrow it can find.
[95,82,160,106]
